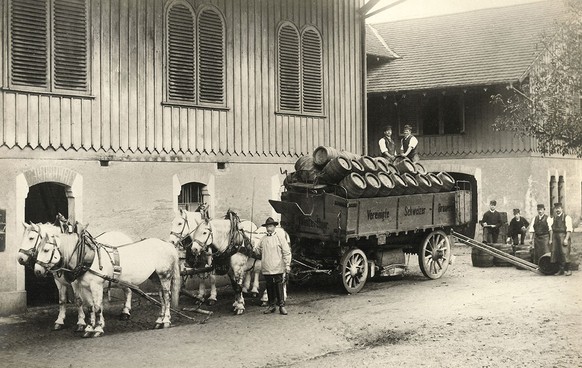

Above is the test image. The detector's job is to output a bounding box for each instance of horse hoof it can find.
[163,322,171,329]
[236,309,244,315]
[92,331,103,338]
[154,323,162,329]
[53,323,64,331]
[82,332,93,338]
[75,325,86,333]
[206,299,216,306]
[119,313,131,321]
[261,302,268,307]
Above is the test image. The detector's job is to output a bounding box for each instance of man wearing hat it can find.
[527,204,552,264]
[253,217,292,314]
[378,125,397,160]
[550,203,573,276]
[481,200,503,243]
[507,209,529,246]
[399,124,419,162]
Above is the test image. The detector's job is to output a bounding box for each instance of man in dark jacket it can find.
[551,203,573,276]
[399,124,419,162]
[481,200,503,243]
[527,204,552,264]
[507,208,529,245]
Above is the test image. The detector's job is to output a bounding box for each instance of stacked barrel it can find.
[286,146,457,199]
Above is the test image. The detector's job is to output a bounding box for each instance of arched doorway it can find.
[24,182,69,306]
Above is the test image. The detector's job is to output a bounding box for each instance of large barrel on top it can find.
[401,173,420,194]
[361,173,381,198]
[313,146,340,167]
[358,156,378,172]
[294,156,320,183]
[414,162,427,175]
[338,172,367,199]
[319,156,352,184]
[390,173,408,196]
[426,172,444,192]
[376,172,395,196]
[374,157,391,173]
[393,157,417,175]
[339,150,361,161]
[438,172,455,191]
[386,163,399,175]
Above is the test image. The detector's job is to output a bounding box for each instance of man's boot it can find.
[279,306,288,315]
[565,263,572,276]
[263,305,276,314]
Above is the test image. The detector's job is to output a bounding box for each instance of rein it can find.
[171,216,197,250]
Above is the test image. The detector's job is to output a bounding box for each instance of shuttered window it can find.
[165,3,226,107]
[167,3,195,102]
[278,23,301,112]
[301,27,323,114]
[277,22,324,116]
[9,0,89,93]
[198,8,225,104]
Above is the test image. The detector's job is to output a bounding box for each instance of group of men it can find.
[481,200,574,276]
[378,124,419,162]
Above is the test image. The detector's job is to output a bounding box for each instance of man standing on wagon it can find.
[254,217,292,315]
[399,124,419,162]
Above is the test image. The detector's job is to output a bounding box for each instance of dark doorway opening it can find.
[24,182,69,307]
[449,172,478,239]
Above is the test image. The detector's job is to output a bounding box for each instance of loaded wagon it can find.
[270,154,476,293]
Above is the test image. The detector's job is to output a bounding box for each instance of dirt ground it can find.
[1,240,581,368]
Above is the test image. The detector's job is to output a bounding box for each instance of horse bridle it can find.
[192,223,214,254]
[35,235,63,271]
[170,215,198,248]
[18,228,44,268]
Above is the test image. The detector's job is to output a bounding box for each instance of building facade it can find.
[0,0,366,315]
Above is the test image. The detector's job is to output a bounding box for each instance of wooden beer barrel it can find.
[414,162,427,175]
[319,156,352,184]
[339,150,361,161]
[390,173,408,196]
[426,173,443,192]
[437,171,455,191]
[350,159,365,175]
[491,243,513,267]
[471,247,494,267]
[313,146,340,167]
[415,174,433,193]
[361,173,381,198]
[374,157,390,173]
[386,163,399,175]
[393,156,417,175]
[514,249,533,270]
[295,155,315,172]
[358,155,379,172]
[538,253,559,275]
[401,173,420,194]
[338,172,367,199]
[377,172,395,196]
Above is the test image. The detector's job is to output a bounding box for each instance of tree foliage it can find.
[492,0,582,157]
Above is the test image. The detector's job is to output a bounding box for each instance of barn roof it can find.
[367,1,564,93]
[366,24,399,59]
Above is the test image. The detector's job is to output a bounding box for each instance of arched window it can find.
[277,22,323,115]
[301,27,323,114]
[178,182,206,211]
[198,7,225,104]
[277,22,301,112]
[166,2,196,102]
[165,2,225,106]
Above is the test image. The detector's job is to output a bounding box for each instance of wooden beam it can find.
[365,0,408,19]
[359,0,383,16]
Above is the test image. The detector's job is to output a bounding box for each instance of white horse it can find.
[190,210,289,315]
[34,224,181,337]
[169,208,265,303]
[17,222,134,331]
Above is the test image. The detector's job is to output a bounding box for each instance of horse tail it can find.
[171,256,181,309]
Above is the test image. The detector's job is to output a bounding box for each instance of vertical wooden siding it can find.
[0,0,364,158]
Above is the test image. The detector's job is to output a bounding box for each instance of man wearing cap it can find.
[399,124,419,162]
[253,217,292,315]
[550,203,573,276]
[507,209,529,246]
[378,125,397,161]
[481,200,503,243]
[528,204,552,264]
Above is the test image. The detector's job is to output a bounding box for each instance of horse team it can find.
[17,208,288,338]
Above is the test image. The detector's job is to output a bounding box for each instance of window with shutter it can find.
[9,0,89,93]
[53,0,88,91]
[167,3,196,102]
[301,27,323,114]
[277,23,301,112]
[10,0,49,88]
[198,8,225,105]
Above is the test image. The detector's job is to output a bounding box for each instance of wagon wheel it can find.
[418,230,451,279]
[340,248,368,294]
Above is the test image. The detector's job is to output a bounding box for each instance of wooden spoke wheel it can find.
[340,248,368,294]
[418,230,451,279]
